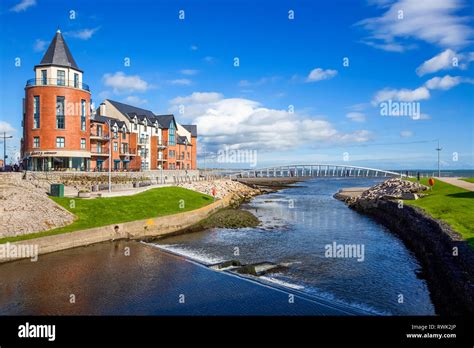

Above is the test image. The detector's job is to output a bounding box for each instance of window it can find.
[169,122,175,145]
[56,96,65,129]
[97,125,103,136]
[144,125,147,132]
[56,137,65,148]
[187,152,190,160]
[169,150,175,158]
[33,96,40,128]
[134,120,137,130]
[33,137,40,148]
[181,152,184,160]
[122,132,126,140]
[96,142,102,153]
[81,99,86,131]
[80,138,86,149]
[74,73,79,88]
[57,70,65,86]
[114,142,118,152]
[41,70,47,85]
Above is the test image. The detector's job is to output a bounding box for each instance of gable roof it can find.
[36,30,81,71]
[182,125,197,137]
[155,114,176,129]
[92,115,128,131]
[177,135,189,145]
[106,99,155,121]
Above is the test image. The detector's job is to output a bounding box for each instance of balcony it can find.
[120,148,137,156]
[90,133,110,141]
[91,149,109,156]
[26,78,90,92]
[157,140,167,148]
[158,153,168,161]
[138,137,149,146]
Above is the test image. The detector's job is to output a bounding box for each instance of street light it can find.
[435,139,442,178]
[2,132,13,169]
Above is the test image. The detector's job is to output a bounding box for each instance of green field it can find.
[0,187,213,244]
[405,178,474,248]
[461,177,474,184]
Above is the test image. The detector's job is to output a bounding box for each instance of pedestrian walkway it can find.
[437,177,474,192]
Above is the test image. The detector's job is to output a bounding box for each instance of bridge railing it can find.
[227,164,411,179]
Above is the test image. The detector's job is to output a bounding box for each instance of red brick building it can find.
[22,30,91,171]
[21,30,197,171]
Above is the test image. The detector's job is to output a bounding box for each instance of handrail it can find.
[26,78,90,92]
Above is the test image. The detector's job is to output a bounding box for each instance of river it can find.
[153,177,435,315]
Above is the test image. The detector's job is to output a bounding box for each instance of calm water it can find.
[154,178,435,315]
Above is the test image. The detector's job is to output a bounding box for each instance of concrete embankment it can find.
[0,180,260,263]
[335,181,474,315]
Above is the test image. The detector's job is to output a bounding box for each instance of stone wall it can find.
[350,198,474,315]
[19,170,221,192]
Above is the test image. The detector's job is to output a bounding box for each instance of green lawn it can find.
[461,177,474,184]
[0,187,213,244]
[405,178,474,248]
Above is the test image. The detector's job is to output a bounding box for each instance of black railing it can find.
[26,78,90,92]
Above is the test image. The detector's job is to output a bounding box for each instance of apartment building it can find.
[95,100,197,170]
[21,30,197,171]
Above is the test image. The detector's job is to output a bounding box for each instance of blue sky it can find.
[0,0,473,169]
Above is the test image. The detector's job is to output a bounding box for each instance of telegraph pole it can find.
[435,139,442,178]
[3,132,13,169]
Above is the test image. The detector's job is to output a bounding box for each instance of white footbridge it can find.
[227,164,410,179]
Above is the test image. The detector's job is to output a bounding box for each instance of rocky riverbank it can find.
[0,174,74,238]
[335,178,474,315]
[177,178,261,200]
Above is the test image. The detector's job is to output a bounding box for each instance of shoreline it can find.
[334,183,474,315]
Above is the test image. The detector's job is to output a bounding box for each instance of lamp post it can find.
[2,132,13,169]
[435,139,442,178]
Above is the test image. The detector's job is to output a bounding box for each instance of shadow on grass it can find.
[446,192,474,199]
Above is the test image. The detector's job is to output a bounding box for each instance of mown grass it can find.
[405,178,474,248]
[461,177,474,184]
[0,187,213,244]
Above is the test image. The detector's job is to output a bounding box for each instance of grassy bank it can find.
[405,178,474,248]
[0,187,213,244]
[461,178,474,184]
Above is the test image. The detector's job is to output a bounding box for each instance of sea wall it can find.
[349,198,474,316]
[0,193,236,264]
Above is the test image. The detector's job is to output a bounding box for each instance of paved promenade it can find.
[437,177,474,192]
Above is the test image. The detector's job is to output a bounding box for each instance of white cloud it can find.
[103,72,150,93]
[346,112,366,122]
[180,69,199,75]
[65,27,100,40]
[168,92,371,152]
[306,68,338,82]
[171,92,223,105]
[0,121,16,134]
[203,56,215,63]
[424,75,463,90]
[33,39,47,52]
[416,49,474,75]
[168,79,192,86]
[123,96,148,106]
[358,0,474,51]
[239,76,280,87]
[10,0,36,12]
[190,45,198,51]
[400,130,414,137]
[372,86,430,104]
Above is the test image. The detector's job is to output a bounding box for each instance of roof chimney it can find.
[99,102,107,117]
